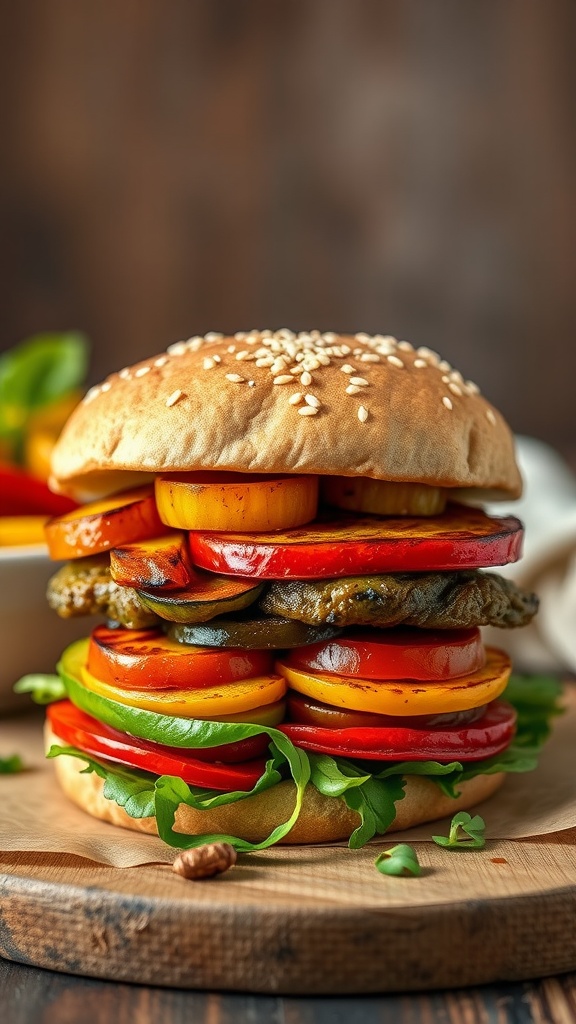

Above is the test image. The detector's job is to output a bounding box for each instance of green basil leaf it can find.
[0,331,88,416]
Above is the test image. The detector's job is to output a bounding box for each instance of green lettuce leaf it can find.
[14,674,66,704]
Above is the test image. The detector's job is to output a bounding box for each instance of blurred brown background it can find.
[0,1,575,457]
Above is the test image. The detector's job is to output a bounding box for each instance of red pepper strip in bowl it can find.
[0,463,77,516]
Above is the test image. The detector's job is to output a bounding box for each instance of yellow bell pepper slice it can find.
[155,471,318,532]
[80,663,287,718]
[276,646,511,716]
[0,515,49,546]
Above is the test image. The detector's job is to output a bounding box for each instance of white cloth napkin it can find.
[484,436,576,673]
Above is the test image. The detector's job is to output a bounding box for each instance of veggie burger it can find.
[37,329,543,851]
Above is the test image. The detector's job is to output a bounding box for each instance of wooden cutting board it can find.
[1,717,576,993]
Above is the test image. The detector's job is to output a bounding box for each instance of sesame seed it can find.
[203,357,216,370]
[442,396,453,410]
[486,409,497,425]
[186,336,204,350]
[248,380,256,387]
[302,357,320,371]
[135,366,150,377]
[386,355,404,369]
[255,348,269,358]
[441,375,450,383]
[298,405,319,416]
[317,353,331,366]
[153,357,168,368]
[300,371,312,386]
[346,384,362,395]
[341,364,356,374]
[466,380,480,395]
[225,373,245,383]
[305,394,321,408]
[101,381,111,392]
[448,383,462,397]
[84,386,100,403]
[205,332,223,342]
[340,344,351,355]
[167,341,187,356]
[212,354,222,363]
[360,353,380,363]
[119,367,132,378]
[234,332,247,341]
[166,389,184,407]
[358,406,369,423]
[256,357,274,368]
[289,392,303,405]
[413,359,427,369]
[355,333,371,343]
[349,377,369,387]
[438,360,451,372]
[289,366,302,375]
[397,340,414,352]
[322,332,337,343]
[227,345,236,354]
[273,375,293,385]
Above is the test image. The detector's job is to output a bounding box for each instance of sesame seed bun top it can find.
[50,330,522,501]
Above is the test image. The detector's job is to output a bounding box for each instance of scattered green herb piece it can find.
[14,674,66,704]
[375,844,421,877]
[432,812,486,850]
[0,754,25,773]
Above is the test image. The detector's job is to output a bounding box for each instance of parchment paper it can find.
[1,689,575,867]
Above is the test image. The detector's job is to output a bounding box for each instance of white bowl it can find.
[0,544,96,715]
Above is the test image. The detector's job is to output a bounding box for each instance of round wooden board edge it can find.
[1,865,576,993]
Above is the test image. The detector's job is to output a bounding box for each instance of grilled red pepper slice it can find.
[47,700,270,789]
[286,627,484,681]
[279,699,516,762]
[0,463,77,516]
[188,506,523,578]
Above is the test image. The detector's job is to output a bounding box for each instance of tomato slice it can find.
[285,627,485,681]
[276,647,511,716]
[279,699,516,762]
[45,486,167,560]
[286,690,488,730]
[87,625,275,691]
[80,662,287,718]
[188,506,524,578]
[48,700,269,789]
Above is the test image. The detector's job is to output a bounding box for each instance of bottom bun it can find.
[47,725,505,844]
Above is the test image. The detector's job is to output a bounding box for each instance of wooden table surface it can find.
[2,959,576,1023]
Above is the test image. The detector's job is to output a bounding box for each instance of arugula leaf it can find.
[432,812,486,850]
[47,742,307,852]
[47,745,156,818]
[375,844,421,877]
[0,754,25,773]
[14,674,66,704]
